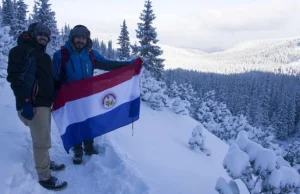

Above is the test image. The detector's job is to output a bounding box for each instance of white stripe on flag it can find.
[52,74,141,136]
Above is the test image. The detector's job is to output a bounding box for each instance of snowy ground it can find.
[0,80,248,194]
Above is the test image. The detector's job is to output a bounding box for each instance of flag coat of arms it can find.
[52,60,143,153]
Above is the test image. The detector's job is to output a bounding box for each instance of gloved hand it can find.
[21,103,34,120]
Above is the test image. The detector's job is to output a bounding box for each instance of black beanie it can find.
[27,22,51,38]
[69,25,91,41]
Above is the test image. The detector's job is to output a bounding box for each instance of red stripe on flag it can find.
[52,60,143,111]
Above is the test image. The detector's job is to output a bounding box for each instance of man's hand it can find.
[131,57,143,65]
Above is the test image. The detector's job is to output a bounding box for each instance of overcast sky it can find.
[23,0,300,50]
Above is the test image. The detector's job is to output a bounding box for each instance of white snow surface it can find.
[223,143,249,179]
[215,178,234,194]
[253,148,277,173]
[236,130,250,151]
[244,141,263,162]
[0,81,249,194]
[267,166,300,189]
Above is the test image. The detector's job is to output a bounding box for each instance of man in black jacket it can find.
[7,23,67,191]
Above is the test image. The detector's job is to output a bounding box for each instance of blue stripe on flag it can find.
[61,97,141,153]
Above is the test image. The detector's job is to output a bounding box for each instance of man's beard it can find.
[75,42,85,50]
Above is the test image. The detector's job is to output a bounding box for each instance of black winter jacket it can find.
[7,32,54,111]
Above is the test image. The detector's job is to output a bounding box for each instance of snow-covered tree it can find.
[215,178,240,194]
[0,5,2,25]
[13,0,28,39]
[166,81,181,99]
[32,0,60,55]
[165,69,300,142]
[165,80,197,115]
[117,20,130,60]
[100,40,107,57]
[132,0,164,80]
[92,38,100,52]
[177,83,199,116]
[141,69,168,110]
[107,40,114,59]
[27,15,32,25]
[0,26,13,78]
[172,97,190,115]
[131,42,139,57]
[218,131,300,194]
[188,124,211,156]
[60,23,70,44]
[196,90,280,153]
[1,0,15,33]
[197,91,231,131]
[283,141,300,167]
[30,1,39,23]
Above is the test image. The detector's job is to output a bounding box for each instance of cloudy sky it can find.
[23,0,300,50]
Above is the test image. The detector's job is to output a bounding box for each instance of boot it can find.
[39,176,67,191]
[50,161,65,171]
[84,139,98,156]
[72,143,83,165]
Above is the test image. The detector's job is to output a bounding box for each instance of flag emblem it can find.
[102,94,116,109]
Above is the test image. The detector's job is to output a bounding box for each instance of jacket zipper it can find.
[78,53,84,80]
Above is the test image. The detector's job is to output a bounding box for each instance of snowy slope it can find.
[162,37,300,74]
[0,80,248,194]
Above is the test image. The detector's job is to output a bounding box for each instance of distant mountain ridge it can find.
[161,37,300,74]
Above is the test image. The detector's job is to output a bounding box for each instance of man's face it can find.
[36,33,49,46]
[73,36,87,50]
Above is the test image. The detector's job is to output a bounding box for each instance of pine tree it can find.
[0,25,14,77]
[27,15,33,25]
[117,20,130,60]
[260,76,271,127]
[167,81,181,99]
[1,0,15,28]
[132,0,164,80]
[189,124,211,156]
[32,0,61,55]
[272,92,289,140]
[100,40,107,57]
[14,0,28,39]
[131,42,139,56]
[141,69,169,110]
[30,1,39,23]
[92,38,101,53]
[107,40,114,59]
[61,23,70,43]
[283,141,300,166]
[113,50,119,60]
[172,97,190,115]
[0,5,2,25]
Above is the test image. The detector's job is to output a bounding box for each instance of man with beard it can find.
[7,23,67,191]
[53,25,138,165]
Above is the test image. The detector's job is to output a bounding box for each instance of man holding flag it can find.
[53,25,142,164]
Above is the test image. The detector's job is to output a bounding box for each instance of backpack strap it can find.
[61,46,69,74]
[89,50,95,70]
[60,46,75,81]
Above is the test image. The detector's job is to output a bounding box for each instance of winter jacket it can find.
[52,41,131,83]
[7,32,55,111]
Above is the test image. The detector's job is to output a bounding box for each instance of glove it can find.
[21,103,34,120]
